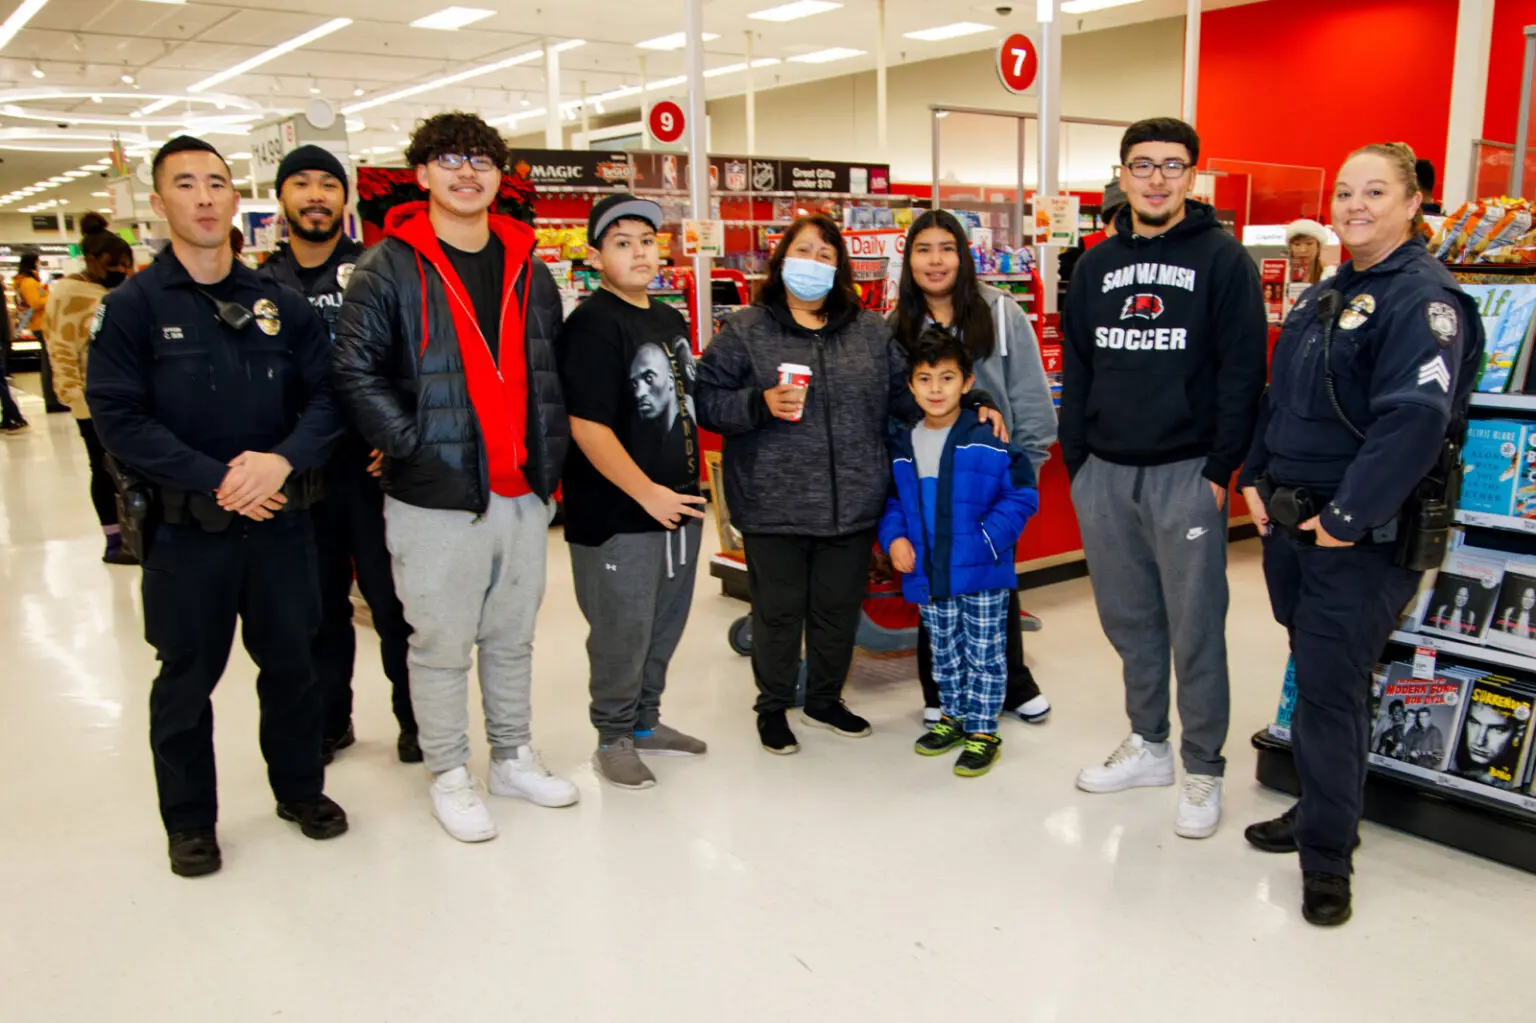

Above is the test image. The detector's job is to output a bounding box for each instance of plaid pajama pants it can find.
[918,589,1010,734]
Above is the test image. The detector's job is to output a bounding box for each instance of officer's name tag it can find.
[1413,646,1437,680]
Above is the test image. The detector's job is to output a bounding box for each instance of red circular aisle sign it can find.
[996,33,1038,94]
[649,101,685,144]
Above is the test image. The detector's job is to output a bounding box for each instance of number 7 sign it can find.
[996,33,1039,95]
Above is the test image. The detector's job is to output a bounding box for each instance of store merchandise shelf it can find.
[1252,731,1536,873]
[1453,509,1536,533]
[1469,392,1536,411]
[977,273,1033,281]
[1387,629,1536,673]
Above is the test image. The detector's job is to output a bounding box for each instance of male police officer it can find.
[87,136,348,878]
[259,145,418,766]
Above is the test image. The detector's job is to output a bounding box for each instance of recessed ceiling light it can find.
[90,95,102,103]
[409,6,495,31]
[786,47,864,64]
[748,1,841,23]
[121,73,134,84]
[1059,0,1144,12]
[187,17,351,94]
[635,32,720,51]
[31,63,45,79]
[91,191,109,197]
[352,87,364,97]
[903,22,995,42]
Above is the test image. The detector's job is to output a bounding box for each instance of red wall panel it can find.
[1198,0,1458,204]
[1485,0,1536,143]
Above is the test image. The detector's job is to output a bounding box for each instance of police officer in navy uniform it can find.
[259,145,419,766]
[1239,143,1484,926]
[86,136,349,878]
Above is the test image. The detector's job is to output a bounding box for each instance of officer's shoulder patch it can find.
[1426,300,1458,347]
[89,300,107,340]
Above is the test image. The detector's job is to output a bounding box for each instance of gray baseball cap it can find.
[588,193,664,246]
[1101,178,1128,218]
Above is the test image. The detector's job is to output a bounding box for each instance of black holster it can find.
[103,454,160,562]
[1256,476,1321,546]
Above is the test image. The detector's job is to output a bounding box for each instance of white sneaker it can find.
[1075,733,1176,793]
[488,745,580,808]
[430,766,498,843]
[1175,774,1223,839]
[1014,695,1051,724]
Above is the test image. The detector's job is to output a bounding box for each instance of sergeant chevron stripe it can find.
[1417,355,1451,392]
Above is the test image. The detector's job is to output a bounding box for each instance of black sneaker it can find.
[954,733,1002,777]
[397,730,423,764]
[321,723,356,766]
[167,828,221,878]
[915,716,965,756]
[1,418,27,434]
[1245,805,1360,854]
[276,794,349,840]
[1302,871,1352,926]
[757,710,800,755]
[801,702,872,738]
[102,545,139,566]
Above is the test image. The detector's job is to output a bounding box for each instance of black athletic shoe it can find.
[1245,805,1360,854]
[915,716,966,756]
[801,702,872,738]
[276,794,349,840]
[397,730,423,764]
[321,724,356,766]
[1302,871,1352,926]
[0,418,27,434]
[954,732,1002,777]
[757,710,800,755]
[168,828,221,878]
[102,545,139,566]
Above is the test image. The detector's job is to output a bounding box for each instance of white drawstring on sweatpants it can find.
[664,525,689,580]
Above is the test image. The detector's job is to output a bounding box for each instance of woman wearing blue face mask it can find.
[698,214,1003,755]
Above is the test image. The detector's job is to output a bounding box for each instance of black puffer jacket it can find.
[331,204,566,511]
[696,300,915,537]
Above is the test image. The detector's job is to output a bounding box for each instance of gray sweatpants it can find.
[570,521,701,744]
[1072,455,1231,776]
[384,493,549,774]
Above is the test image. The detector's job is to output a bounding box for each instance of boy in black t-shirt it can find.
[558,194,709,789]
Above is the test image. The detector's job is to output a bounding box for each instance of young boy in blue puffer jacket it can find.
[879,329,1039,776]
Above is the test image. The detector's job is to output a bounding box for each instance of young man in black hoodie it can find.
[259,145,418,766]
[1062,118,1267,840]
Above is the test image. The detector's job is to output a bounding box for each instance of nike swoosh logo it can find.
[1186,527,1209,540]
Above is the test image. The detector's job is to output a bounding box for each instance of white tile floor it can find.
[3,375,1534,1022]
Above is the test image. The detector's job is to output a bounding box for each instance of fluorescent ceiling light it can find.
[648,75,688,90]
[704,58,781,78]
[551,39,585,53]
[749,1,841,22]
[188,17,351,94]
[136,1,188,5]
[787,47,864,64]
[0,1,50,53]
[410,6,495,31]
[62,170,89,177]
[1060,0,1144,12]
[345,46,541,113]
[903,22,994,42]
[635,32,719,51]
[91,191,109,196]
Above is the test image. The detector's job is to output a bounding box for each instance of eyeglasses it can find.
[435,153,499,172]
[1125,159,1190,180]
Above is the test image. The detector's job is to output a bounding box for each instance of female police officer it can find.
[1238,142,1483,927]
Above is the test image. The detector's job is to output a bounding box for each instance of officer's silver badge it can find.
[336,262,355,291]
[1338,293,1375,330]
[1426,301,1458,347]
[253,298,281,336]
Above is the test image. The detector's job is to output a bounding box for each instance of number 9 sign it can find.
[649,101,686,145]
[996,33,1038,95]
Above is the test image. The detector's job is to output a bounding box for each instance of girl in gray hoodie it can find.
[891,209,1057,724]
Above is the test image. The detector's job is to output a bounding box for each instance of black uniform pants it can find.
[142,514,324,834]
[743,530,875,715]
[309,462,415,742]
[75,419,119,528]
[1262,529,1421,876]
[0,339,23,425]
[919,588,1040,712]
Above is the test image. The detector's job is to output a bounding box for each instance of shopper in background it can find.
[260,145,419,767]
[1058,179,1126,304]
[892,208,1055,727]
[86,136,349,878]
[1286,219,1330,285]
[880,330,1039,778]
[558,194,708,790]
[332,112,575,843]
[15,252,69,413]
[43,212,137,564]
[1240,142,1482,926]
[1415,159,1443,216]
[0,301,24,432]
[1062,117,1267,839]
[696,214,1005,755]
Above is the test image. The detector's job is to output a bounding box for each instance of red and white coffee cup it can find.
[777,362,812,422]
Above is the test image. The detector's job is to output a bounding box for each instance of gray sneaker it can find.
[594,737,657,789]
[633,722,708,757]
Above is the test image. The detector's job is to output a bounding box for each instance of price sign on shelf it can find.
[649,101,685,145]
[996,32,1039,95]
